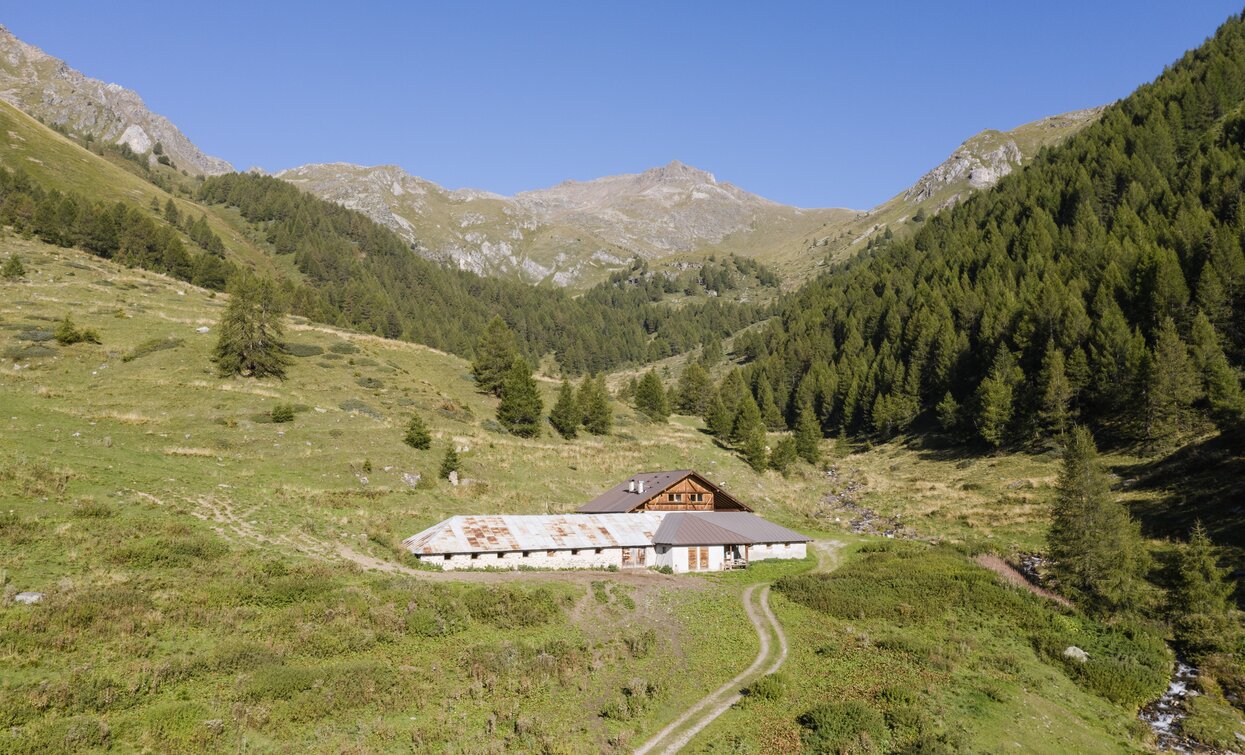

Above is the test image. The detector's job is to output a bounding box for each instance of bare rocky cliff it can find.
[0,25,232,175]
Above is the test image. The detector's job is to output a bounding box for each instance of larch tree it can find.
[1189,311,1245,427]
[578,374,612,436]
[975,349,1021,448]
[471,316,520,397]
[1037,340,1074,438]
[496,358,543,438]
[1170,521,1239,658]
[1047,426,1150,614]
[676,362,714,416]
[635,370,670,422]
[549,378,582,439]
[1143,316,1201,451]
[213,274,288,379]
[403,411,432,450]
[794,402,822,465]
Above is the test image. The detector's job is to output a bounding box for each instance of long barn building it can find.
[403,471,809,573]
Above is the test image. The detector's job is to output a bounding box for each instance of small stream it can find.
[1138,659,1219,753]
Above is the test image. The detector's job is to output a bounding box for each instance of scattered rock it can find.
[196,326,210,334]
[14,591,43,605]
[401,472,421,489]
[448,471,459,486]
[1063,646,1089,663]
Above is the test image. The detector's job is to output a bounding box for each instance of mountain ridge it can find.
[0,24,232,176]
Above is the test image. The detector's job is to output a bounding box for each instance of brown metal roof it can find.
[652,512,809,546]
[577,470,752,513]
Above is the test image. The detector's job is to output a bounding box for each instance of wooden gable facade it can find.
[643,475,727,512]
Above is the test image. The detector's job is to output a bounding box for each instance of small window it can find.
[595,548,603,554]
[547,550,556,557]
[523,551,531,558]
[571,549,580,555]
[443,554,451,561]
[471,553,479,560]
[498,553,504,559]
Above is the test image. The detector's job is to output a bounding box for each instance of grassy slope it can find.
[0,239,1184,752]
[0,101,285,278]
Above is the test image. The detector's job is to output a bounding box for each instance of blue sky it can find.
[4,2,1241,207]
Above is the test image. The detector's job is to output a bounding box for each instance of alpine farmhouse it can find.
[402,471,809,572]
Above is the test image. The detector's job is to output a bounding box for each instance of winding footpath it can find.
[634,540,843,755]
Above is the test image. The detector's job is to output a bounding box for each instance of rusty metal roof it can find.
[576,470,752,513]
[653,512,809,546]
[402,513,667,555]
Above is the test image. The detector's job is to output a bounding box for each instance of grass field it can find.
[0,238,1216,751]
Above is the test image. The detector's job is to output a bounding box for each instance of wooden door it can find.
[699,546,709,570]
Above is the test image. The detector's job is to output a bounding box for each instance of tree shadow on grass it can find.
[1113,426,1245,579]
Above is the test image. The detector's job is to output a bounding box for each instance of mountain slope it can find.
[0,24,231,175]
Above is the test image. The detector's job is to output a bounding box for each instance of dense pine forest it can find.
[729,15,1245,454]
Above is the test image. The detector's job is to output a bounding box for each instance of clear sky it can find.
[4,2,1242,208]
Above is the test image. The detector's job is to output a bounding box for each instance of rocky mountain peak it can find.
[0,25,232,175]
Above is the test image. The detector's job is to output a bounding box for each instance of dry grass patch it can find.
[162,447,217,458]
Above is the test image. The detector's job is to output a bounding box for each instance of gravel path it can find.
[634,540,843,754]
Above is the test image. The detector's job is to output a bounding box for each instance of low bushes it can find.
[121,337,183,362]
[797,700,887,753]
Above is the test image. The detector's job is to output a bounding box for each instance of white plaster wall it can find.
[666,545,726,573]
[749,542,807,562]
[415,546,658,571]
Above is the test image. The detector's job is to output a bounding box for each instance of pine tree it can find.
[936,391,960,432]
[439,445,461,479]
[1037,341,1074,438]
[403,412,432,450]
[743,428,768,473]
[579,374,612,436]
[1047,426,1150,613]
[676,362,714,415]
[635,370,670,422]
[497,358,543,437]
[975,349,1021,448]
[794,402,822,465]
[769,435,798,475]
[1170,521,1238,658]
[705,393,733,440]
[213,275,288,379]
[756,381,784,430]
[1143,317,1201,451]
[1,253,24,281]
[731,394,764,446]
[549,378,581,439]
[471,316,520,396]
[1189,311,1245,426]
[700,337,725,367]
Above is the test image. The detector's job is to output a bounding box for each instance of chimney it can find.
[637,480,645,495]
[628,480,636,493]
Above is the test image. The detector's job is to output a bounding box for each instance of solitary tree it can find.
[213,275,288,379]
[1047,426,1150,613]
[549,378,582,439]
[975,349,1021,448]
[1,253,25,281]
[742,427,768,473]
[497,358,543,437]
[635,370,670,422]
[403,412,432,450]
[471,316,519,396]
[578,374,612,436]
[439,445,462,479]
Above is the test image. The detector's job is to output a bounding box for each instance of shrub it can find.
[53,315,100,345]
[357,376,383,389]
[271,403,295,423]
[798,700,887,753]
[284,342,324,357]
[329,341,359,354]
[122,337,184,362]
[2,253,25,280]
[462,585,563,628]
[112,531,227,568]
[746,672,785,701]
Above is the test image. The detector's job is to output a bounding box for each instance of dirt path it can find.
[975,554,1072,607]
[634,540,843,755]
